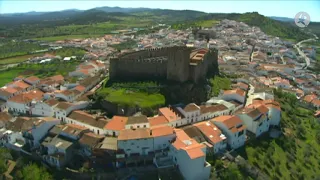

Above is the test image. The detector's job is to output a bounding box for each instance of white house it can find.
[54,101,89,121]
[236,104,270,137]
[220,88,246,104]
[158,107,186,127]
[176,103,200,124]
[31,99,59,117]
[0,87,18,101]
[60,124,90,140]
[117,128,154,157]
[206,99,236,113]
[198,104,229,122]
[6,90,44,115]
[169,129,211,180]
[193,121,227,154]
[104,116,128,137]
[66,110,108,135]
[211,115,246,149]
[24,117,60,148]
[252,99,281,127]
[54,90,79,102]
[150,125,175,152]
[125,115,150,129]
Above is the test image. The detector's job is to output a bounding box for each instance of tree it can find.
[21,163,53,180]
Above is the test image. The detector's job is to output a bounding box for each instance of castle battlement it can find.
[109,46,218,83]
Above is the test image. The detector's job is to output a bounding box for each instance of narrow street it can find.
[293,34,318,69]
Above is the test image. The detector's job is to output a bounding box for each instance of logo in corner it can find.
[294,12,310,28]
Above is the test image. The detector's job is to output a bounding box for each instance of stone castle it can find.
[109,46,219,83]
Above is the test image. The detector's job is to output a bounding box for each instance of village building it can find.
[211,115,246,149]
[169,129,211,180]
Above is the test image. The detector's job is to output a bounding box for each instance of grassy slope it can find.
[238,90,320,180]
[0,53,44,65]
[96,81,165,108]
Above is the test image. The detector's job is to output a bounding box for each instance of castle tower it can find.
[166,46,191,82]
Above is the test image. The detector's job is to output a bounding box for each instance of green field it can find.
[97,88,165,108]
[237,89,320,180]
[33,34,103,42]
[0,53,44,65]
[96,80,165,109]
[0,69,25,87]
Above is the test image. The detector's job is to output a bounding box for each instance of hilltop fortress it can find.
[109,46,219,83]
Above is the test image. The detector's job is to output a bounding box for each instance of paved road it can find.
[293,34,318,69]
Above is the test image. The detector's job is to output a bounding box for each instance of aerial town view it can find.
[0,0,319,180]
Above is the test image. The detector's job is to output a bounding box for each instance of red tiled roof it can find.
[104,116,128,131]
[24,76,40,82]
[118,128,151,141]
[159,107,181,122]
[150,125,174,137]
[223,88,246,97]
[148,116,168,127]
[211,115,245,133]
[193,121,224,144]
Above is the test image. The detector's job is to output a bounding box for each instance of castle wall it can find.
[109,46,218,83]
[167,47,191,82]
[111,57,168,80]
[120,47,169,60]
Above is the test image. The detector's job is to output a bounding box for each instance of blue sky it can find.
[0,0,319,21]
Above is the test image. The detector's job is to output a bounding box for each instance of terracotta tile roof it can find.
[79,69,89,75]
[0,112,13,122]
[172,129,205,159]
[183,103,200,112]
[303,94,317,103]
[148,116,168,127]
[185,147,205,159]
[24,76,40,82]
[0,87,18,96]
[10,80,31,89]
[223,88,246,97]
[150,125,174,137]
[261,100,281,111]
[62,124,89,136]
[74,85,86,93]
[199,104,228,114]
[127,115,148,125]
[8,90,44,104]
[118,128,151,141]
[311,99,320,106]
[44,99,59,106]
[55,102,73,110]
[104,116,128,131]
[232,82,249,90]
[68,111,108,128]
[193,121,225,144]
[159,107,181,122]
[79,132,104,148]
[211,115,245,133]
[49,75,64,82]
[80,65,95,70]
[60,90,74,96]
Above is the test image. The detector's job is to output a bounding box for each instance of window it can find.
[137,125,140,128]
[239,130,244,136]
[144,125,146,128]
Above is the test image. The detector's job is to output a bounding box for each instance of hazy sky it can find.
[1,0,319,21]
